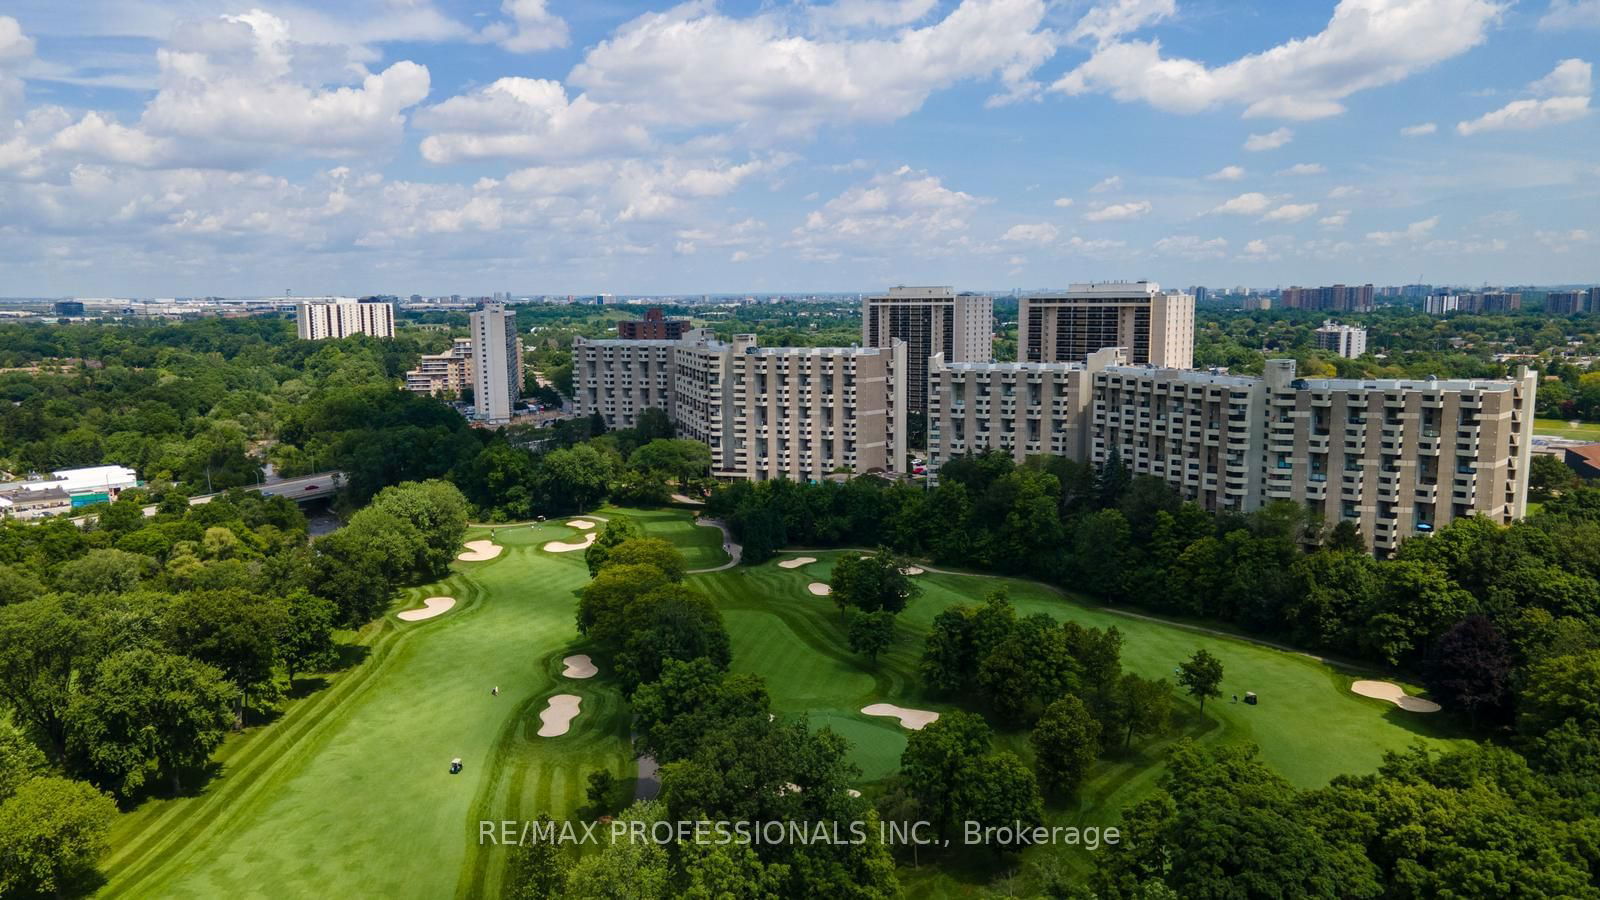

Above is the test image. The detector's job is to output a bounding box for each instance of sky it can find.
[0,0,1595,297]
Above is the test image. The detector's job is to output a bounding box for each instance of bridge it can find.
[68,471,345,527]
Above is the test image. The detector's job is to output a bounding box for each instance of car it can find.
[305,484,319,491]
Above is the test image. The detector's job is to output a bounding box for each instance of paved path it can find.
[686,518,742,574]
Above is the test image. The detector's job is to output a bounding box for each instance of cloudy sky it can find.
[0,0,1595,297]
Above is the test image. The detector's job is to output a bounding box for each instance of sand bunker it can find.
[537,695,583,736]
[847,789,862,798]
[1351,680,1441,713]
[566,519,597,530]
[457,540,503,562]
[862,703,940,730]
[562,654,597,679]
[900,566,925,575]
[397,596,456,622]
[807,582,832,596]
[778,556,817,569]
[545,532,597,552]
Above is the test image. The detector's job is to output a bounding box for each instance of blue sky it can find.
[0,0,1595,297]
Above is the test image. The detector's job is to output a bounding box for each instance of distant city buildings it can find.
[1315,321,1368,359]
[1241,296,1272,311]
[1425,293,1460,315]
[1278,284,1375,313]
[1459,291,1522,314]
[1019,281,1194,370]
[404,338,474,397]
[469,303,524,424]
[52,301,85,317]
[617,307,691,341]
[1546,290,1590,315]
[862,287,992,414]
[296,299,395,340]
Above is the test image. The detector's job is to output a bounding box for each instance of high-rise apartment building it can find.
[1545,290,1589,315]
[618,308,692,340]
[469,303,524,424]
[927,348,1124,469]
[296,299,396,340]
[1019,281,1194,370]
[1590,287,1600,314]
[862,287,993,414]
[1279,284,1376,313]
[404,338,474,396]
[1459,292,1522,313]
[1090,361,1536,552]
[575,332,907,481]
[1315,322,1368,359]
[1424,294,1460,315]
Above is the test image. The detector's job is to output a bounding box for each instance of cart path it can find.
[686,518,741,574]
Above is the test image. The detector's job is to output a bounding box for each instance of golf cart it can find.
[1244,692,1258,706]
[450,758,463,775]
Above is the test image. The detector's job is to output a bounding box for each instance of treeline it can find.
[0,480,467,895]
[507,522,899,898]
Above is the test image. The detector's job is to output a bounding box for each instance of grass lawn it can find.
[1533,417,1600,441]
[597,503,730,570]
[692,550,1470,895]
[98,514,715,899]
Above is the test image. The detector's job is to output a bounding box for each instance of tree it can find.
[366,480,471,582]
[920,605,976,694]
[0,598,86,757]
[899,710,991,839]
[67,649,235,796]
[958,752,1044,855]
[586,770,617,814]
[614,584,732,692]
[53,549,158,595]
[506,814,571,900]
[1326,520,1366,553]
[1031,695,1102,796]
[1117,674,1172,749]
[278,590,340,685]
[0,719,46,804]
[1529,453,1579,502]
[536,445,616,514]
[600,538,686,582]
[576,564,672,645]
[1074,509,1132,600]
[632,658,770,764]
[629,439,712,485]
[845,609,897,663]
[585,516,643,576]
[0,776,118,898]
[563,801,671,900]
[829,550,919,616]
[1177,649,1224,714]
[682,840,789,900]
[1423,615,1511,728]
[163,589,286,720]
[977,615,1079,725]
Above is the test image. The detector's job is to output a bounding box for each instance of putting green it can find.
[98,517,680,899]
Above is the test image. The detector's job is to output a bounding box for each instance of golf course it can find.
[93,506,1465,898]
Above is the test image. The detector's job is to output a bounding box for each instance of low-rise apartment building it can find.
[404,338,474,396]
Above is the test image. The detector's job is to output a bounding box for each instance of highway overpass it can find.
[68,471,345,527]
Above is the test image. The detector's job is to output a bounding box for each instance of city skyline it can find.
[0,0,1595,296]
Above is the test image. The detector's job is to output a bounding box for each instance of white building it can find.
[1315,321,1368,359]
[470,304,525,424]
[295,299,396,340]
[1425,294,1460,316]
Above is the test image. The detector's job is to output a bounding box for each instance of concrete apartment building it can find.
[1425,294,1460,315]
[862,287,993,413]
[469,303,524,424]
[1459,292,1522,313]
[1546,290,1590,315]
[404,338,474,397]
[296,299,396,340]
[1019,282,1194,370]
[576,332,907,481]
[618,308,692,340]
[927,348,1124,469]
[1278,284,1375,313]
[1315,322,1368,359]
[1090,360,1536,552]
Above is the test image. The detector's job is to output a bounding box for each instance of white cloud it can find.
[0,16,36,129]
[1154,234,1228,260]
[417,78,648,163]
[1400,121,1438,136]
[1320,211,1349,227]
[1537,228,1594,251]
[1367,215,1440,245]
[566,0,1057,133]
[1539,0,1600,30]
[1262,202,1319,223]
[1090,175,1123,193]
[1002,222,1060,244]
[51,111,171,167]
[1244,127,1293,151]
[1053,196,1075,207]
[1069,0,1177,45]
[1241,238,1274,258]
[809,0,940,29]
[1458,59,1592,135]
[1052,0,1501,120]
[788,165,987,261]
[1278,162,1326,175]
[1084,200,1151,221]
[1211,192,1273,215]
[484,0,570,53]
[1206,165,1245,181]
[1328,184,1358,198]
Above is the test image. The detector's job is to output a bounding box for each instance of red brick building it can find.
[617,308,689,340]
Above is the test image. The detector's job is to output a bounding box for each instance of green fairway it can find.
[1534,417,1600,441]
[97,516,691,899]
[597,504,731,570]
[692,550,1469,893]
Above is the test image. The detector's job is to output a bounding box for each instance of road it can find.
[68,471,344,527]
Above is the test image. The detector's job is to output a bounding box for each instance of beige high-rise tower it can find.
[1020,281,1193,369]
[862,286,992,414]
[470,303,524,424]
